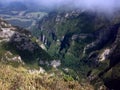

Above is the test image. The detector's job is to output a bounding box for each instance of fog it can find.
[1,0,120,13]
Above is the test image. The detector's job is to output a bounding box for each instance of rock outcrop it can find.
[102,28,120,90]
[0,18,52,67]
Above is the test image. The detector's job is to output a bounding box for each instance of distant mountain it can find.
[6,1,27,11]
[0,1,27,11]
[0,1,49,32]
[0,1,51,12]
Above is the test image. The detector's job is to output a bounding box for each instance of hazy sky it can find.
[1,0,120,13]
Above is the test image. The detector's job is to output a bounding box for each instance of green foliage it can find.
[63,74,74,82]
[0,39,52,69]
[30,36,37,43]
[7,42,52,64]
[63,53,79,67]
[48,41,60,58]
[0,43,6,59]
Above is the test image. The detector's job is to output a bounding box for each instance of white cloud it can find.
[1,0,120,13]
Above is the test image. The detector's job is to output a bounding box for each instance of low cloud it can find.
[1,0,120,13]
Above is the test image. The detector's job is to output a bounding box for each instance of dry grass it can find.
[0,63,94,90]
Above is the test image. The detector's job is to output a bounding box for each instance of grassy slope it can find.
[0,62,94,90]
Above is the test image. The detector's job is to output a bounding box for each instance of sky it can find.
[1,0,120,13]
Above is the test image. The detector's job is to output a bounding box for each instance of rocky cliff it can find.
[0,17,53,68]
[100,28,120,90]
[31,10,120,89]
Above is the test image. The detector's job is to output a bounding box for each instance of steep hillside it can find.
[0,17,53,69]
[0,18,95,90]
[34,10,120,60]
[32,10,120,89]
[100,28,120,90]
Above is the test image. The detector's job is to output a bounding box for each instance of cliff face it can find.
[33,10,120,64]
[37,11,120,53]
[109,28,120,67]
[0,18,52,68]
[102,28,120,90]
[31,10,120,89]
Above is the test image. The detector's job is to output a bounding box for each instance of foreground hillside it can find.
[0,62,94,90]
